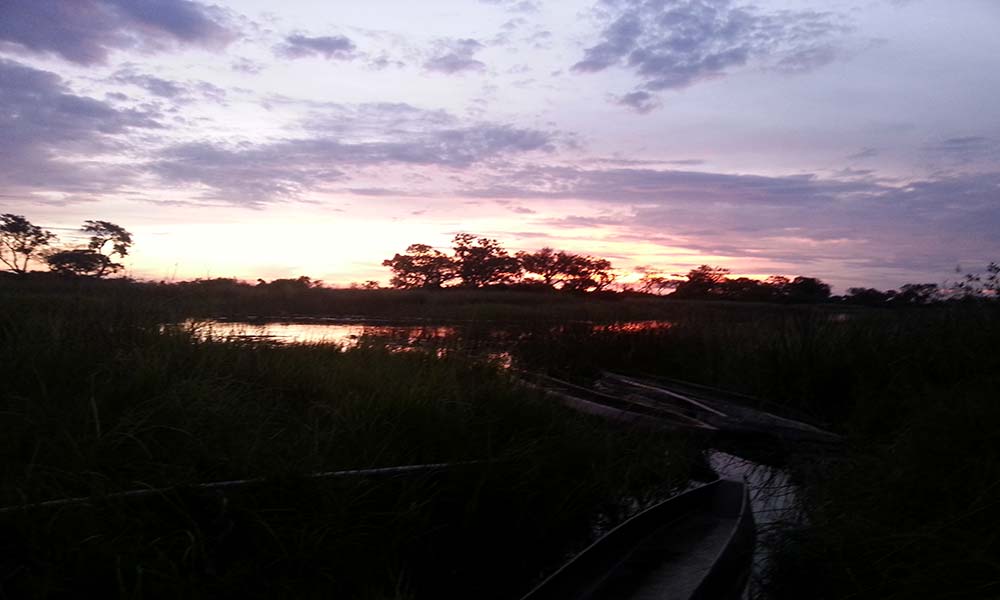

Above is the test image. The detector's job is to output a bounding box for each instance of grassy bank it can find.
[0,290,695,598]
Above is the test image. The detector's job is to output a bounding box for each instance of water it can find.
[183,318,674,352]
[710,451,802,599]
[187,319,457,348]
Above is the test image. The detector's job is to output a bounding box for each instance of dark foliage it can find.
[0,213,56,274]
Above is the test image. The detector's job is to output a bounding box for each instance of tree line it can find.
[0,214,133,277]
[382,235,838,301]
[5,214,995,305]
[385,235,998,305]
[638,264,1000,305]
[660,265,834,303]
[383,234,615,292]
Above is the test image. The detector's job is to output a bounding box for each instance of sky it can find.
[1,0,998,291]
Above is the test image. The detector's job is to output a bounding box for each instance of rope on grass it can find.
[0,460,490,514]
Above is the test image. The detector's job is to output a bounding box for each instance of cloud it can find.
[0,0,235,65]
[231,57,264,74]
[460,163,1000,281]
[847,147,879,160]
[425,39,486,74]
[480,0,540,13]
[0,58,161,199]
[111,68,226,103]
[468,165,875,206]
[617,90,660,113]
[574,0,849,111]
[150,103,557,205]
[276,34,356,60]
[774,43,840,74]
[922,136,1000,167]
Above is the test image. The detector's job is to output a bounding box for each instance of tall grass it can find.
[5,278,998,598]
[0,288,695,598]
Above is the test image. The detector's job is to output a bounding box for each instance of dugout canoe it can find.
[600,372,843,446]
[521,479,754,600]
[519,373,717,432]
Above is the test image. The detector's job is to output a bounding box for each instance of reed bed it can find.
[0,289,694,598]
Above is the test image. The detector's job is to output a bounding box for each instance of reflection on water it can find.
[185,318,674,371]
[590,320,673,333]
[186,319,675,347]
[188,320,457,349]
[710,451,802,599]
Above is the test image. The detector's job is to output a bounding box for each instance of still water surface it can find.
[189,319,457,347]
[187,318,673,348]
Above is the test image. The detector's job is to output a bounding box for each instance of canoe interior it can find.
[521,479,755,600]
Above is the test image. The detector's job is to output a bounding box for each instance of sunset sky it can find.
[2,0,998,290]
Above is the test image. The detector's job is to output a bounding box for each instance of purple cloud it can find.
[462,163,1000,285]
[150,103,557,205]
[231,57,264,74]
[617,90,660,113]
[0,0,235,65]
[276,34,356,60]
[111,69,227,103]
[0,59,160,197]
[848,147,880,160]
[425,39,486,74]
[574,0,849,111]
[922,136,1000,167]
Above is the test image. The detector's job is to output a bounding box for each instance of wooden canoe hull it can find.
[521,479,755,600]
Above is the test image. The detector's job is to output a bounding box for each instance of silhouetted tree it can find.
[45,249,113,277]
[637,268,681,295]
[451,234,521,288]
[382,244,455,289]
[894,283,939,305]
[258,276,321,290]
[517,247,563,287]
[0,214,56,274]
[559,255,615,292]
[955,262,1000,298]
[719,277,770,301]
[844,287,895,306]
[784,276,831,303]
[517,248,616,291]
[44,220,133,277]
[672,265,730,299]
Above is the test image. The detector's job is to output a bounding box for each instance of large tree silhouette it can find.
[517,248,616,291]
[382,244,455,289]
[0,214,56,274]
[46,249,116,277]
[671,265,730,299]
[517,247,563,287]
[45,220,133,277]
[451,234,521,288]
[783,276,831,303]
[559,255,615,292]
